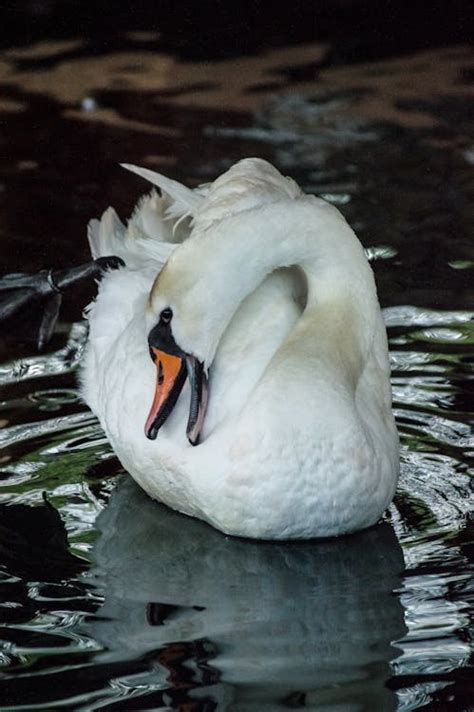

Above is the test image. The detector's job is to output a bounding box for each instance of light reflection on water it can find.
[0,32,473,712]
[0,323,87,386]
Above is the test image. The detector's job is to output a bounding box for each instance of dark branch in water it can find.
[0,256,125,350]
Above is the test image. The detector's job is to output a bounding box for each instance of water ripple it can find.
[0,324,88,387]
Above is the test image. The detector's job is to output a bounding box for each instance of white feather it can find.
[87,190,188,270]
[121,163,204,218]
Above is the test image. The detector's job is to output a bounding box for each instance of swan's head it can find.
[123,157,304,447]
[143,242,222,447]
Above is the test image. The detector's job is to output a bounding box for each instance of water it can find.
[0,25,473,712]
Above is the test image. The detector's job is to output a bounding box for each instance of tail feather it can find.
[88,192,182,270]
[121,163,204,219]
[87,161,207,269]
[88,207,125,261]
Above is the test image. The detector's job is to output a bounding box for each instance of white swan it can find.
[82,158,399,539]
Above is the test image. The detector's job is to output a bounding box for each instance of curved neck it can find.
[175,196,379,371]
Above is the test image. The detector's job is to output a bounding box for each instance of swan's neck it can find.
[173,195,379,374]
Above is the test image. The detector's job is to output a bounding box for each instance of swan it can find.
[82,158,399,539]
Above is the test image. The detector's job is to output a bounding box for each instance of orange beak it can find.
[145,348,187,440]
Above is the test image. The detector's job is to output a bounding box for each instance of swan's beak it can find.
[145,349,187,441]
[185,355,209,446]
[145,349,209,446]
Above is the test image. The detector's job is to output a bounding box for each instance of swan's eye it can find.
[160,308,173,324]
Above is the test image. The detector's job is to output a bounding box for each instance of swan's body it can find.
[82,158,399,539]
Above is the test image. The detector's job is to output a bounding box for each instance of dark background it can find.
[0,0,472,333]
[0,1,471,60]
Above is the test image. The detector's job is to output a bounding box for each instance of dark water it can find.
[0,20,473,712]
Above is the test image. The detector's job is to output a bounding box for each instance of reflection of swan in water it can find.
[89,478,406,711]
